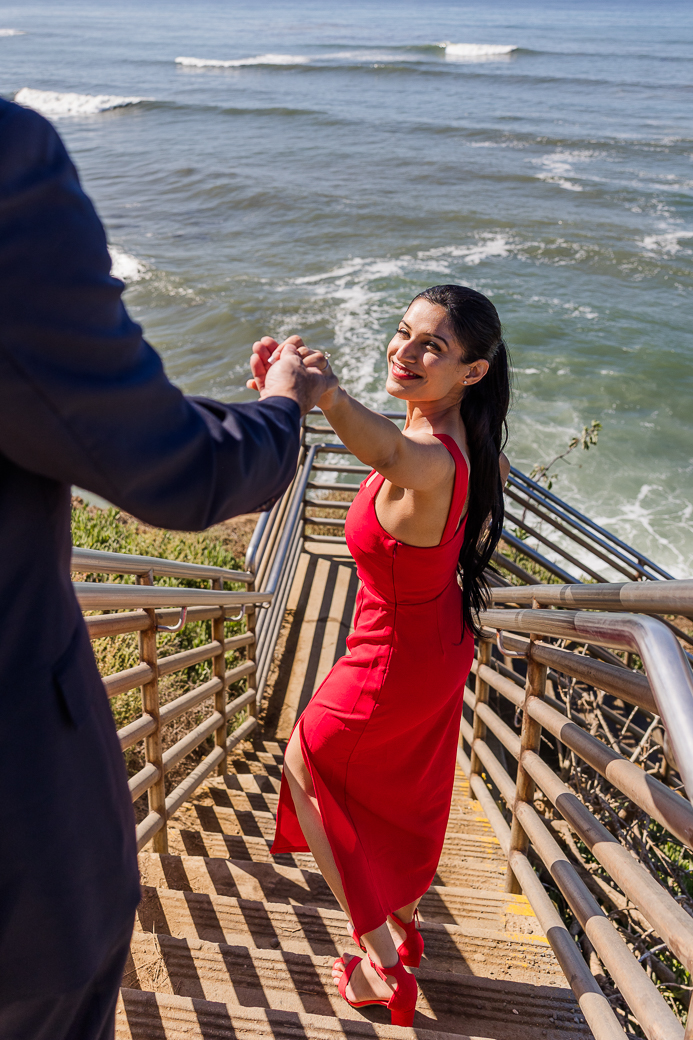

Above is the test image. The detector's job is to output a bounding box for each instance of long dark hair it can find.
[413,284,511,634]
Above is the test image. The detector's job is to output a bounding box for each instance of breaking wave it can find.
[14,88,148,117]
[641,229,693,256]
[176,54,309,68]
[531,150,594,192]
[175,44,519,71]
[109,246,148,283]
[439,42,516,61]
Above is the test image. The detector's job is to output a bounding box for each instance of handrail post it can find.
[245,581,259,719]
[505,629,547,894]
[137,569,167,853]
[470,638,492,775]
[212,578,229,775]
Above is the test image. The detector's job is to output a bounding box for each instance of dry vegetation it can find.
[72,496,258,820]
[474,590,693,1033]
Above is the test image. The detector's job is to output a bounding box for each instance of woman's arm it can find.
[249,337,453,493]
[321,386,454,492]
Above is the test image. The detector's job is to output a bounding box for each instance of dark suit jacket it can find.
[0,98,301,1001]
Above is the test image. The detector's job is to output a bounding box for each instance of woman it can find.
[249,284,511,1027]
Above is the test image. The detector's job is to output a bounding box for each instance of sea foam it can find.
[176,54,309,68]
[14,88,147,118]
[0,28,24,36]
[533,151,588,192]
[109,246,148,283]
[641,230,693,256]
[443,43,518,61]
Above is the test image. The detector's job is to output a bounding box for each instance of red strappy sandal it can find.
[390,909,425,968]
[350,910,424,968]
[349,924,366,951]
[334,953,418,1028]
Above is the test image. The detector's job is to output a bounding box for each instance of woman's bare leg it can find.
[392,899,420,923]
[283,727,349,914]
[388,898,422,947]
[283,729,402,1003]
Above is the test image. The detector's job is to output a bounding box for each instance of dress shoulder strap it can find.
[433,434,470,542]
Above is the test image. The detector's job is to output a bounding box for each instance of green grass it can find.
[72,497,247,581]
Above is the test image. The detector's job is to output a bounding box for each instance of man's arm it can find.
[0,100,323,529]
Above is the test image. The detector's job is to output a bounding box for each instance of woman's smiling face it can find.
[385,298,472,404]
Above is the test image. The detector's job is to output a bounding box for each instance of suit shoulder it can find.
[0,99,71,193]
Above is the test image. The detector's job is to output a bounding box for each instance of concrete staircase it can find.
[116,735,592,1039]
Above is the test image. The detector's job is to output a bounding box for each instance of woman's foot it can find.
[332,953,395,1004]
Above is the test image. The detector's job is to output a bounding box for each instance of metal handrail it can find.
[72,546,252,584]
[504,484,644,583]
[264,443,319,596]
[243,510,272,575]
[500,528,581,584]
[463,618,693,1037]
[508,466,675,580]
[491,578,693,615]
[238,441,321,704]
[72,556,262,857]
[480,607,693,803]
[73,583,272,610]
[303,410,672,587]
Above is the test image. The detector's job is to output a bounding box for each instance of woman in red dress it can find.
[250,284,511,1026]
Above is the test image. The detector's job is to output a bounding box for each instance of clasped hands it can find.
[247,335,338,416]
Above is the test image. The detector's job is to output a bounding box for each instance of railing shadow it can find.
[263,550,319,734]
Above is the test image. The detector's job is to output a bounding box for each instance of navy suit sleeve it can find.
[0,100,300,530]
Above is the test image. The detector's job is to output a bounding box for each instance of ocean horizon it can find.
[1,0,691,576]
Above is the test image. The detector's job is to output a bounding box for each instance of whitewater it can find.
[14,87,147,117]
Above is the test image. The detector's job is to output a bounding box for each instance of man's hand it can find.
[246,335,337,417]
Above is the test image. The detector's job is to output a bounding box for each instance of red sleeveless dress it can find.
[272,434,474,936]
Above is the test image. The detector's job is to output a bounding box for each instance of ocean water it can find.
[1,0,692,575]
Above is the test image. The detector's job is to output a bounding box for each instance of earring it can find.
[463,380,468,385]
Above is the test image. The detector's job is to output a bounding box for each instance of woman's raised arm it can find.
[248,336,453,493]
[320,386,454,493]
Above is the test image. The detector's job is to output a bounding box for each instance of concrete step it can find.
[138,852,331,906]
[196,787,282,817]
[440,833,505,862]
[432,857,506,891]
[214,758,478,807]
[139,855,541,933]
[135,886,561,983]
[170,802,278,840]
[163,828,507,894]
[126,931,588,1040]
[166,825,320,869]
[208,759,478,813]
[189,787,496,838]
[168,804,507,868]
[116,987,494,1040]
[224,771,282,795]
